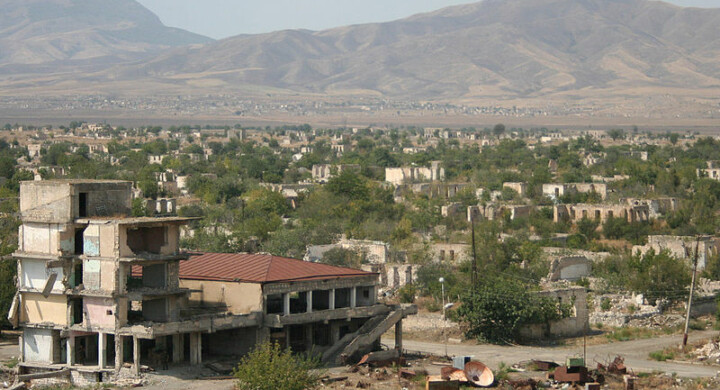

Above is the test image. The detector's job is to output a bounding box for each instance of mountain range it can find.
[2,0,720,104]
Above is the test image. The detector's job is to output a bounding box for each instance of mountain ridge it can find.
[0,0,211,67]
[3,0,720,105]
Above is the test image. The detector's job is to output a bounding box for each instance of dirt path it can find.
[383,330,720,379]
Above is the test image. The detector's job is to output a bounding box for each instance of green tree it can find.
[493,123,506,137]
[233,342,322,390]
[326,170,369,200]
[455,276,571,343]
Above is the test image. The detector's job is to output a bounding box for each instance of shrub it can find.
[397,284,416,303]
[600,298,612,311]
[649,349,675,362]
[234,342,322,390]
[455,276,573,343]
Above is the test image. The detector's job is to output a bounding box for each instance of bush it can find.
[397,284,416,303]
[234,342,322,390]
[600,298,612,311]
[649,349,675,362]
[455,276,573,343]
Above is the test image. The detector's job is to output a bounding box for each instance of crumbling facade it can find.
[633,235,720,270]
[385,161,444,185]
[553,203,649,224]
[542,183,608,201]
[519,287,589,339]
[11,180,213,383]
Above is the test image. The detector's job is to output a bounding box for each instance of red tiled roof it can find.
[175,252,374,283]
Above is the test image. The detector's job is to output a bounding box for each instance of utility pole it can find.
[683,236,701,347]
[471,216,478,291]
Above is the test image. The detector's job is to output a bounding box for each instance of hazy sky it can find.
[137,0,720,39]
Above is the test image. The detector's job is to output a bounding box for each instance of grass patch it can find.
[3,357,18,369]
[649,349,676,362]
[603,325,682,343]
[494,362,517,382]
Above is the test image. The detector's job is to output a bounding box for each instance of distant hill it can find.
[3,0,720,106]
[0,0,211,69]
[122,0,720,99]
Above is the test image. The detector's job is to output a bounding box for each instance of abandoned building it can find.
[10,180,415,384]
[176,253,415,364]
[697,161,720,180]
[502,182,528,198]
[385,161,444,185]
[633,235,720,270]
[553,203,650,224]
[393,182,470,202]
[519,287,589,340]
[311,164,361,183]
[304,236,390,264]
[542,183,608,201]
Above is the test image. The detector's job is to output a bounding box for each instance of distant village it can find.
[2,121,720,387]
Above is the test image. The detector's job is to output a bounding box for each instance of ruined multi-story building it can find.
[11,180,211,383]
[11,180,414,384]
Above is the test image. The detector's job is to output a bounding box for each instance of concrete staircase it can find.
[321,309,404,365]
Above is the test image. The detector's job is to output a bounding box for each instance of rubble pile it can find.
[692,339,720,364]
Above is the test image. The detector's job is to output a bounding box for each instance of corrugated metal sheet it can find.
[173,252,373,283]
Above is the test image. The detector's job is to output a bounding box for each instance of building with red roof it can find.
[175,252,415,363]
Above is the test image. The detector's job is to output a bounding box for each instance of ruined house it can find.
[385,161,444,185]
[542,183,608,201]
[519,287,589,340]
[311,164,361,183]
[633,235,720,270]
[502,182,528,198]
[553,203,649,224]
[698,161,720,180]
[304,237,390,265]
[11,180,415,384]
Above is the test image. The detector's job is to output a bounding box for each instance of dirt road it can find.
[383,330,720,379]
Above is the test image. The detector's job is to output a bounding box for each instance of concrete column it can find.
[306,291,313,313]
[18,334,24,363]
[114,336,124,372]
[370,286,377,305]
[66,335,75,367]
[329,289,335,310]
[189,332,202,365]
[350,288,357,308]
[394,319,403,352]
[132,336,140,375]
[172,334,183,363]
[330,321,340,345]
[98,333,106,369]
[256,326,270,345]
[304,324,313,351]
[283,293,291,316]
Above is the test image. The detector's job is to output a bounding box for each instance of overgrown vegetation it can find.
[233,342,323,390]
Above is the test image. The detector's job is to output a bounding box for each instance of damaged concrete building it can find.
[178,253,415,364]
[553,203,650,224]
[11,180,415,384]
[633,235,720,270]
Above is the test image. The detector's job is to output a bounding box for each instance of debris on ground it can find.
[692,338,720,363]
